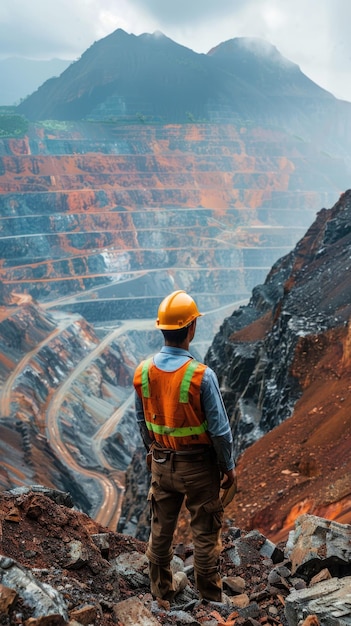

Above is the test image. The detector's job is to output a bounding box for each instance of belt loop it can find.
[170,451,175,472]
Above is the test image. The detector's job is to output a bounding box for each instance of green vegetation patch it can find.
[39,120,75,131]
[0,112,29,137]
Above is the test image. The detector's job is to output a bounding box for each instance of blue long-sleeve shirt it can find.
[134,346,235,472]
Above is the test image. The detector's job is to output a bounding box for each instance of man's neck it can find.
[164,340,190,350]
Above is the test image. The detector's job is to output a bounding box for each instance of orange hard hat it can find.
[155,290,203,330]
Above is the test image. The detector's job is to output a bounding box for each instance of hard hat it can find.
[155,290,203,330]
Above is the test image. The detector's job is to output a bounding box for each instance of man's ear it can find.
[188,319,196,340]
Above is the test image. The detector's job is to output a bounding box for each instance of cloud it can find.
[268,0,351,99]
[0,0,150,59]
[0,0,97,58]
[126,0,248,26]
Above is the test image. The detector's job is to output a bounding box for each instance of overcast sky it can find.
[1,0,351,101]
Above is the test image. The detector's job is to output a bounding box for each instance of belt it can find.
[152,446,213,464]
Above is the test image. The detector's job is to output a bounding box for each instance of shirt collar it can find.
[160,346,193,358]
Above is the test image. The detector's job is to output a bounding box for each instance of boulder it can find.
[285,576,351,626]
[285,515,351,578]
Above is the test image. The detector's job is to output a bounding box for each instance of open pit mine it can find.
[1,29,351,535]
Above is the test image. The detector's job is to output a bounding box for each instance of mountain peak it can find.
[208,36,296,69]
[150,29,167,39]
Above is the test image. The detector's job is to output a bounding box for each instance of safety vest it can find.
[133,357,212,450]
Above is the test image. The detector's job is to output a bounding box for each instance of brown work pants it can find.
[146,449,224,601]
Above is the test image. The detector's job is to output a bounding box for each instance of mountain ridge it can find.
[16,28,350,153]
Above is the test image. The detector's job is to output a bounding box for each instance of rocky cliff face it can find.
[206,189,351,541]
[206,189,351,453]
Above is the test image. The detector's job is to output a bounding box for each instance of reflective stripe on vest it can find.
[141,358,152,398]
[145,419,208,438]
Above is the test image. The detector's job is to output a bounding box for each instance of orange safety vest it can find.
[133,357,212,450]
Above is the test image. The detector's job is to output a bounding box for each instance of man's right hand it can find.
[220,468,236,490]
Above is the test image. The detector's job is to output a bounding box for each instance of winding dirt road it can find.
[45,318,154,529]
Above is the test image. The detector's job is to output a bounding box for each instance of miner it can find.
[133,290,236,602]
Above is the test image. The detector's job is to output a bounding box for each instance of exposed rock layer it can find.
[0,122,347,341]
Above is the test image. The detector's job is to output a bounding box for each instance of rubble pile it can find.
[1,488,351,625]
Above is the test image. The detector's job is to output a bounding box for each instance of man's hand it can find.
[220,468,236,490]
[220,468,237,507]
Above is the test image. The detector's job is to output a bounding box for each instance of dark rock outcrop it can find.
[207,190,351,542]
